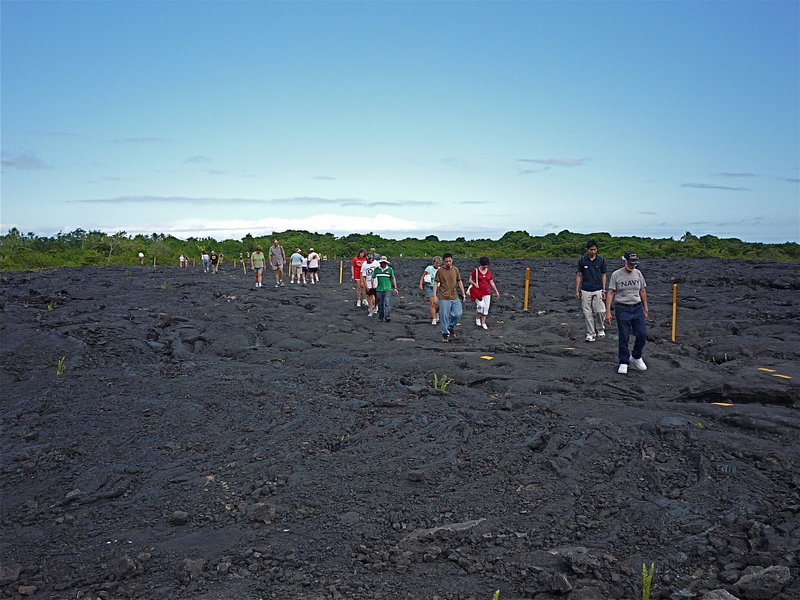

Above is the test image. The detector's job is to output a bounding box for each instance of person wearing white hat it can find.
[373,256,398,322]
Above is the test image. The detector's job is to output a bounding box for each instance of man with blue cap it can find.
[605,251,649,374]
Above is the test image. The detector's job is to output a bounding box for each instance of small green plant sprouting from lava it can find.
[56,356,67,376]
[642,562,656,600]
[432,374,454,391]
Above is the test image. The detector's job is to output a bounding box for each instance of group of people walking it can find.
[345,238,648,372]
[249,239,321,288]
[348,250,502,342]
[214,237,648,373]
[575,239,649,374]
[351,249,398,322]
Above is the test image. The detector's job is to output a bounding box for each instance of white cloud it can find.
[114,213,432,239]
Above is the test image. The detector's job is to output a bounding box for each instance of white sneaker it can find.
[362,300,369,307]
[586,334,596,342]
[482,323,488,330]
[368,309,374,317]
[432,319,437,325]
[597,330,606,338]
[476,318,482,326]
[618,364,628,374]
[630,357,648,371]
[355,300,360,306]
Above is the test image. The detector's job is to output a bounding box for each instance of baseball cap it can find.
[623,251,640,265]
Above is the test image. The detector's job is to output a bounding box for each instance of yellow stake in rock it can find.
[339,260,344,284]
[671,283,678,342]
[523,267,531,311]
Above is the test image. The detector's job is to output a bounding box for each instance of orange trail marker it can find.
[671,283,678,342]
[758,368,777,372]
[523,267,531,311]
[480,356,494,360]
[772,374,792,379]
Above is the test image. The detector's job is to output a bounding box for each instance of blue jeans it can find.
[615,303,647,364]
[376,290,392,320]
[438,298,463,336]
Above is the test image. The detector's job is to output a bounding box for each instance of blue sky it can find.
[2,0,798,243]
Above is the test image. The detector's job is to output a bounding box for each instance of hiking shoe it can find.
[597,330,606,338]
[630,357,648,371]
[618,364,628,374]
[385,318,391,322]
[449,329,458,339]
[442,334,450,343]
[586,334,596,342]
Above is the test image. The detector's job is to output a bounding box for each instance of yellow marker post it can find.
[242,260,246,275]
[523,267,531,311]
[671,283,678,342]
[339,260,344,284]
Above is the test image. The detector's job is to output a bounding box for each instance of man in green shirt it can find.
[373,256,398,322]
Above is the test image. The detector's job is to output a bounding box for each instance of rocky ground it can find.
[1,258,798,600]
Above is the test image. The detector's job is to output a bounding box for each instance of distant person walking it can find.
[605,251,649,374]
[138,252,145,265]
[433,253,466,342]
[210,251,220,274]
[201,251,210,273]
[308,248,321,284]
[360,252,381,317]
[179,254,186,268]
[468,257,500,330]
[373,257,398,322]
[269,239,286,287]
[250,245,267,288]
[575,239,607,342]
[418,256,442,325]
[352,249,368,307]
[290,248,304,284]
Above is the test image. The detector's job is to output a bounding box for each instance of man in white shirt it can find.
[359,253,381,316]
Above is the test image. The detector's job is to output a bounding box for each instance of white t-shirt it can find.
[360,260,380,289]
[308,252,320,268]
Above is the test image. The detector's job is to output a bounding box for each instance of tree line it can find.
[0,227,797,270]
